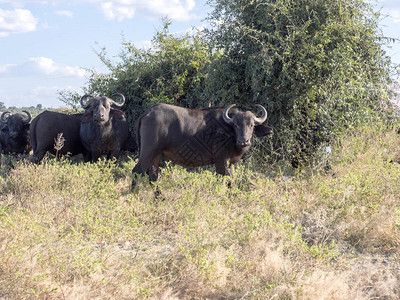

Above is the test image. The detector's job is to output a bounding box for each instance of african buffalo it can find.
[30,111,91,163]
[0,110,31,155]
[131,103,273,187]
[79,93,137,161]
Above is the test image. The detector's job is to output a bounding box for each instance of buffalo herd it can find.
[0,95,273,188]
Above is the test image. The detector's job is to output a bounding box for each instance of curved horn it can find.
[80,94,93,109]
[22,110,31,123]
[111,93,125,107]
[223,104,236,124]
[253,104,268,124]
[0,111,11,123]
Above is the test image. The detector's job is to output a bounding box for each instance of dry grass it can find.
[1,123,400,299]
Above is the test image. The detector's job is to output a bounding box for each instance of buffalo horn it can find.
[0,111,11,123]
[223,104,236,124]
[253,104,268,124]
[111,93,125,107]
[80,94,93,109]
[22,110,32,123]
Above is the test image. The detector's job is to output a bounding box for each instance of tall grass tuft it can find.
[0,123,400,299]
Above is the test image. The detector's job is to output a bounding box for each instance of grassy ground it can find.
[0,123,399,299]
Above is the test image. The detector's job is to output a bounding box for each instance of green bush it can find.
[205,0,393,165]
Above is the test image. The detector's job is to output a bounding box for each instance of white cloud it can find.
[31,85,81,98]
[0,8,38,37]
[100,1,135,21]
[0,84,83,108]
[98,0,196,22]
[29,57,87,77]
[0,57,87,78]
[0,64,16,73]
[142,0,196,21]
[387,9,400,23]
[29,57,57,75]
[0,0,198,23]
[55,10,74,18]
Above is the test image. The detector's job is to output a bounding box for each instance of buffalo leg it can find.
[30,150,46,164]
[82,152,92,163]
[215,160,231,176]
[147,154,163,199]
[132,162,143,176]
[131,153,162,189]
[148,154,162,182]
[108,147,121,161]
[215,160,233,187]
[91,151,102,162]
[131,154,154,189]
[131,162,144,189]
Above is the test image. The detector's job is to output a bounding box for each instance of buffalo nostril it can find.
[237,137,251,147]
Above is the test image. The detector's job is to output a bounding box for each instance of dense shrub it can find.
[204,0,393,165]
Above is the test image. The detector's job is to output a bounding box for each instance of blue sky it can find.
[0,0,399,108]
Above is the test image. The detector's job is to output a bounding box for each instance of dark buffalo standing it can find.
[0,110,31,155]
[30,111,91,163]
[131,103,273,187]
[79,93,137,161]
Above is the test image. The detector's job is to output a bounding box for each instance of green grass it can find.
[1,123,400,299]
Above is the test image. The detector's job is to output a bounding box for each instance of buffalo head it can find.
[0,110,31,153]
[80,93,125,125]
[222,104,272,148]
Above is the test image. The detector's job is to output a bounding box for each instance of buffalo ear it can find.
[254,124,273,137]
[111,108,125,120]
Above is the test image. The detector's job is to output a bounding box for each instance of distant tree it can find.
[36,104,42,110]
[0,102,5,110]
[58,90,83,112]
